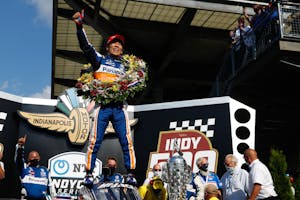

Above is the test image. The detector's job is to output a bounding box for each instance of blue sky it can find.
[0,0,52,98]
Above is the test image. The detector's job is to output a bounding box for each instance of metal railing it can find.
[278,2,300,39]
[210,4,281,97]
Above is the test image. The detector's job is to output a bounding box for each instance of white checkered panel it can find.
[0,112,7,132]
[169,118,216,137]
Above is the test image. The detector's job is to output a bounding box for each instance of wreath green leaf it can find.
[75,54,148,105]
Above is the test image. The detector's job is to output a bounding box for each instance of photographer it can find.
[99,157,123,183]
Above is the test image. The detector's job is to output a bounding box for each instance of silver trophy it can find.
[161,139,192,200]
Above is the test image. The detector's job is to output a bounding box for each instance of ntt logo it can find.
[48,152,102,178]
[48,152,102,197]
[53,160,69,175]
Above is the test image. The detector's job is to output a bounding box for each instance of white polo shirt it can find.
[248,159,277,199]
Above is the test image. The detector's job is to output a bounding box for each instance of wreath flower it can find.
[75,54,148,105]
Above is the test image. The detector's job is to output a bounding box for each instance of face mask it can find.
[225,166,235,173]
[109,167,116,175]
[153,188,162,193]
[29,159,39,167]
[153,171,162,177]
[199,169,209,177]
[199,163,209,171]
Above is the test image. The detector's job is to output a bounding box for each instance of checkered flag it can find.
[169,118,216,137]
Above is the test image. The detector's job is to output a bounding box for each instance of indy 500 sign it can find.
[147,130,218,173]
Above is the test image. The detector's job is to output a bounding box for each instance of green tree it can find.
[268,148,294,200]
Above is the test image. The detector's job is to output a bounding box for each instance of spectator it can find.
[287,174,295,196]
[187,157,222,200]
[220,154,249,200]
[243,148,278,200]
[0,143,5,180]
[138,176,167,200]
[235,16,256,61]
[143,163,167,187]
[244,5,265,29]
[204,184,221,200]
[284,10,300,35]
[15,135,51,200]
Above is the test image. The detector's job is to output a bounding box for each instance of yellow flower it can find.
[83,63,91,69]
[112,84,119,92]
[77,73,93,84]
[76,54,148,105]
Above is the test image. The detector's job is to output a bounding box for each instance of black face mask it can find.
[109,167,116,175]
[199,163,209,171]
[29,159,39,167]
[153,189,162,193]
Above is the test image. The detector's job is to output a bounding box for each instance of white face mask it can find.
[225,166,235,174]
[153,171,162,177]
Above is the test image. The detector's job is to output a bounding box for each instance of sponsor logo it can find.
[17,87,138,145]
[100,64,125,76]
[49,152,102,197]
[18,108,90,145]
[147,130,218,174]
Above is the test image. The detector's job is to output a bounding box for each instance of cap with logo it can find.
[106,34,125,47]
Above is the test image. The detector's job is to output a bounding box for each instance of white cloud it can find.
[0,80,22,95]
[25,0,53,27]
[30,85,51,99]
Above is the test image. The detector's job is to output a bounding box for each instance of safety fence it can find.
[279,2,300,40]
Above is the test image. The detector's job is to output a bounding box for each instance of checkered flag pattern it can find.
[169,118,215,137]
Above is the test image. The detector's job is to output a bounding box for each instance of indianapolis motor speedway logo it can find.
[17,87,137,145]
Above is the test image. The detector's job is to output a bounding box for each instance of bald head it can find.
[244,148,258,164]
[152,163,161,172]
[28,151,40,162]
[27,151,40,167]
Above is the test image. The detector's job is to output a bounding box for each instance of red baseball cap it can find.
[106,34,125,47]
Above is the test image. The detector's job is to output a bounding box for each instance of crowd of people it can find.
[0,134,290,200]
[139,149,279,200]
[0,3,295,200]
[229,2,280,67]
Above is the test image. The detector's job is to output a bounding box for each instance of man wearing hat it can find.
[72,9,136,187]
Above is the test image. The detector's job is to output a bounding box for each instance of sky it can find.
[0,0,53,99]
